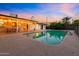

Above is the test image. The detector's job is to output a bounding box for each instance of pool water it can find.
[33,30,67,46]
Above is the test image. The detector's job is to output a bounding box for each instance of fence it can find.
[75,26,79,37]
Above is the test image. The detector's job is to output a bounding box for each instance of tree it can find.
[47,16,72,30]
[73,20,79,36]
[62,16,71,24]
[62,16,71,29]
[47,22,65,29]
[73,19,79,26]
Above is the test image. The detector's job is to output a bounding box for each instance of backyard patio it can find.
[0,30,79,56]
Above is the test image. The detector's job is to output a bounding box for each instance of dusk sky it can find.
[0,3,79,22]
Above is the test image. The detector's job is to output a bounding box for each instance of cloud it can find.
[60,3,77,17]
[0,11,9,15]
[17,13,47,23]
[0,3,78,23]
[18,13,33,19]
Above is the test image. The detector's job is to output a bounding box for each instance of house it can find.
[0,14,46,33]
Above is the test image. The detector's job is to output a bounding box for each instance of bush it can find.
[47,22,65,30]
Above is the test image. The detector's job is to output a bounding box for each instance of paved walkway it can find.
[0,30,79,56]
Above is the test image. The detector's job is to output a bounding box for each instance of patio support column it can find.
[16,19,19,32]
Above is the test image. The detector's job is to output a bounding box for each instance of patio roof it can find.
[0,14,38,23]
[0,14,46,25]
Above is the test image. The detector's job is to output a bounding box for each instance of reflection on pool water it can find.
[33,30,67,46]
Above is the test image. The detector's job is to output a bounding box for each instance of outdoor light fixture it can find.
[0,20,4,25]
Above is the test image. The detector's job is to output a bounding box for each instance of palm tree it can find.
[62,16,71,29]
[62,16,71,23]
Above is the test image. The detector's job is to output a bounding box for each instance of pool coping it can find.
[29,30,69,46]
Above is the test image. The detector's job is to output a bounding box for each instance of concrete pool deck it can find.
[0,30,79,56]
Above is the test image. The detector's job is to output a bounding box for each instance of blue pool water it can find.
[33,30,67,46]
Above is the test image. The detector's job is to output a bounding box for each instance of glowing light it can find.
[8,20,12,22]
[0,19,5,25]
[35,33,39,37]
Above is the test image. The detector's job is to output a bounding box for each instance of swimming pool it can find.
[33,30,67,46]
